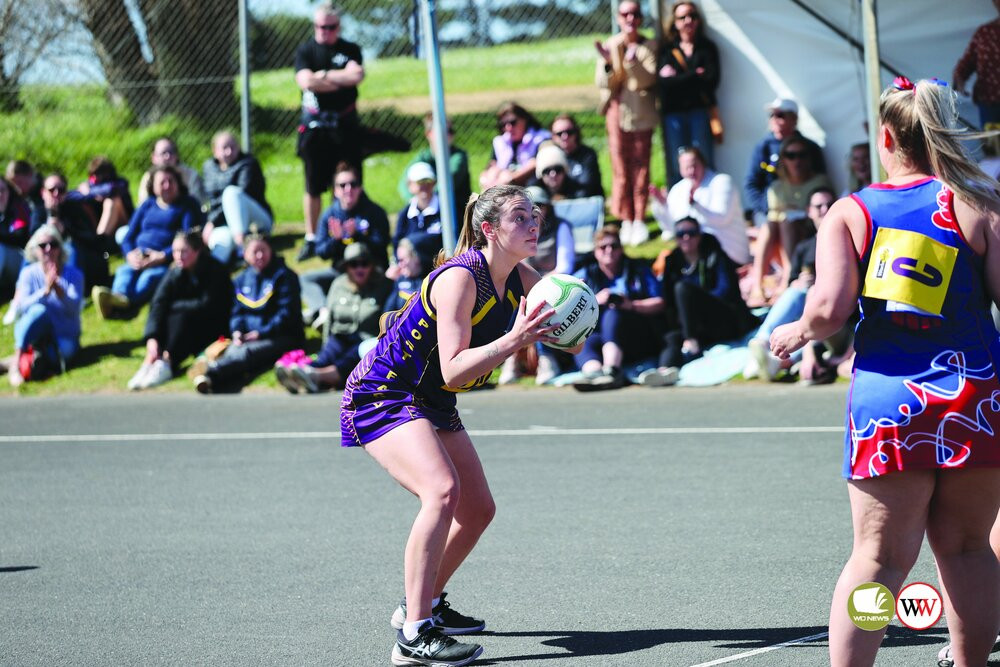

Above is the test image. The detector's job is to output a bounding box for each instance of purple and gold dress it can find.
[340,248,524,447]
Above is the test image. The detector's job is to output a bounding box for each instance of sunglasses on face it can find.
[543,167,564,177]
[675,228,700,239]
[770,111,791,120]
[38,241,60,250]
[46,185,67,194]
[335,180,359,189]
[498,117,518,129]
[596,242,621,251]
[675,13,698,21]
[346,260,371,269]
[782,151,807,160]
[315,22,340,30]
[553,128,577,138]
[619,10,641,18]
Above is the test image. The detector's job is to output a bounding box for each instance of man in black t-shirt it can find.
[294,4,365,260]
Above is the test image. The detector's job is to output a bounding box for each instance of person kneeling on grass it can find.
[127,229,233,390]
[276,242,392,394]
[189,226,303,394]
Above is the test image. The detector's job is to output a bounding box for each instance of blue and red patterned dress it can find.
[340,248,524,447]
[845,177,1000,479]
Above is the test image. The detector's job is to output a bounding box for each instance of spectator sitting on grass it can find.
[189,226,302,394]
[381,232,435,314]
[549,113,604,198]
[6,160,43,235]
[301,161,390,326]
[93,166,203,320]
[201,130,273,265]
[136,137,203,206]
[390,162,443,266]
[39,172,109,291]
[0,177,30,299]
[7,225,83,387]
[71,156,134,238]
[127,229,233,391]
[276,243,392,394]
[479,101,551,190]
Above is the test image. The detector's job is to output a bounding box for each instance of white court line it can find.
[687,631,829,666]
[0,426,842,444]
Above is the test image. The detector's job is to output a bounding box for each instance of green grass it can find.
[1,35,678,396]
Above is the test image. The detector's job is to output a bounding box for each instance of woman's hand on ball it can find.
[511,297,558,348]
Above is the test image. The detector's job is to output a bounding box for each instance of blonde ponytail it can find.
[881,78,1000,211]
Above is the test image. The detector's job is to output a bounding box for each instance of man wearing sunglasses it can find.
[294,3,365,261]
[742,97,825,228]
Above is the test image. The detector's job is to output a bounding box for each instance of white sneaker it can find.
[535,355,558,385]
[2,307,15,326]
[618,220,633,246]
[638,366,678,387]
[630,220,649,245]
[498,357,518,385]
[141,359,173,389]
[748,338,781,381]
[127,363,152,390]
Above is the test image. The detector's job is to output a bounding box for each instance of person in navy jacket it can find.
[190,226,303,393]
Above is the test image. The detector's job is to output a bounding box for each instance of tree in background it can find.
[78,0,238,126]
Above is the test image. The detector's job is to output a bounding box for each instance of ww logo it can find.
[896,582,943,630]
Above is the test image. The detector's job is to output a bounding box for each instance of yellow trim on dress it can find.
[470,295,496,326]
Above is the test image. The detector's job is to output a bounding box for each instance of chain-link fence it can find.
[0,0,666,222]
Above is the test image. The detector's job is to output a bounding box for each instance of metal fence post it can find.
[238,0,252,153]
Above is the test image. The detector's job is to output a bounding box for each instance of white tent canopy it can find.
[699,0,992,195]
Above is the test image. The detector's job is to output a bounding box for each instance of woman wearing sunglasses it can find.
[7,225,83,386]
[478,101,550,191]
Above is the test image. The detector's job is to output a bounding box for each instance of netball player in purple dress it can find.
[340,185,578,666]
[770,77,1000,667]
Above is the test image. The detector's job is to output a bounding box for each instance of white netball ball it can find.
[525,273,599,350]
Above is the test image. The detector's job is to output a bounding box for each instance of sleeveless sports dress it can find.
[845,177,1000,479]
[340,248,524,447]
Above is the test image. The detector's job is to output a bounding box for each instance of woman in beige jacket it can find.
[595,0,659,245]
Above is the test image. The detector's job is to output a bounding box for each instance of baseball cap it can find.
[534,143,569,179]
[765,97,799,115]
[406,162,436,183]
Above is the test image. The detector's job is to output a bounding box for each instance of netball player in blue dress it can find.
[770,77,1000,667]
[340,185,573,666]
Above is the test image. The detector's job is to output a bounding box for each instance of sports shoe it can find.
[617,220,633,246]
[937,634,1000,667]
[573,366,625,392]
[629,219,649,245]
[638,366,678,387]
[498,357,518,385]
[292,364,321,394]
[535,354,558,385]
[127,363,152,391]
[193,374,212,394]
[142,359,173,389]
[390,593,486,635]
[748,338,781,381]
[92,286,129,320]
[274,364,302,394]
[296,239,316,261]
[391,621,483,666]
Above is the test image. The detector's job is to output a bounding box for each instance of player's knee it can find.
[422,476,461,515]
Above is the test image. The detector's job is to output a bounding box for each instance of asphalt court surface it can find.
[0,386,976,666]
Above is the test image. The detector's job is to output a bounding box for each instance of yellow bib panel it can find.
[862,227,957,316]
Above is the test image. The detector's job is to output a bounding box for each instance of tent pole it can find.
[861,0,884,182]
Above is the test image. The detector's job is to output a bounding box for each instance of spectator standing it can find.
[652,217,757,381]
[302,161,390,325]
[278,243,392,394]
[596,1,658,246]
[190,228,303,393]
[40,173,109,291]
[7,225,83,387]
[953,1,1000,128]
[392,162,443,259]
[651,146,749,265]
[127,229,233,391]
[656,1,721,185]
[294,3,364,261]
[572,224,664,390]
[93,166,203,319]
[201,131,272,264]
[479,101,551,190]
[549,114,604,198]
[743,98,825,227]
[136,137,203,206]
[397,114,472,215]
